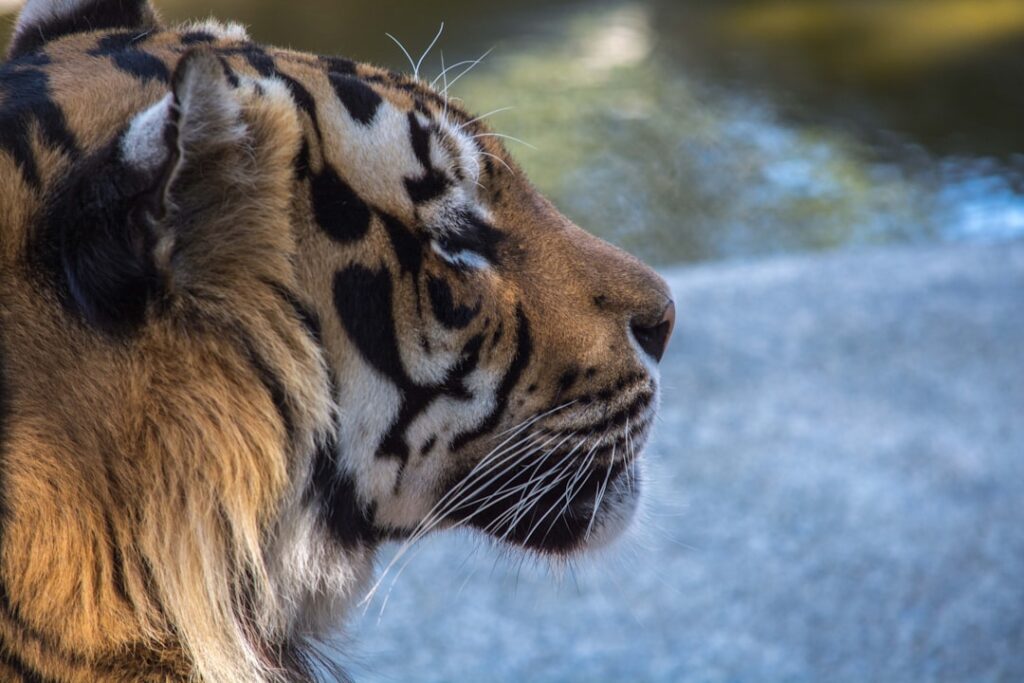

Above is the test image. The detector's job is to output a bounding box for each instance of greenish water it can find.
[3,0,1023,265]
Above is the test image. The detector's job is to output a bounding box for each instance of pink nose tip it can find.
[631,300,675,363]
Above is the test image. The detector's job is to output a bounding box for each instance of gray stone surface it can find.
[349,242,1024,683]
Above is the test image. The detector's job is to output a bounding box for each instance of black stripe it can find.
[230,46,320,127]
[31,134,159,334]
[236,45,276,76]
[181,31,217,45]
[309,438,376,548]
[293,137,311,181]
[0,581,86,668]
[88,31,169,84]
[216,55,241,88]
[379,212,423,278]
[602,392,653,430]
[377,333,483,463]
[320,55,356,75]
[239,335,296,445]
[407,111,432,169]
[439,210,506,266]
[138,554,166,621]
[88,30,149,55]
[427,275,480,330]
[311,165,371,243]
[403,111,449,204]
[0,646,52,683]
[333,265,410,387]
[451,306,532,451]
[0,66,79,188]
[276,72,319,128]
[101,505,132,609]
[8,0,152,59]
[334,265,487,462]
[405,168,450,204]
[329,73,381,125]
[262,279,324,347]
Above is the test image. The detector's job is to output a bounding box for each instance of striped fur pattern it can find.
[0,0,675,680]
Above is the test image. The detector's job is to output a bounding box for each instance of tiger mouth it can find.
[444,380,657,555]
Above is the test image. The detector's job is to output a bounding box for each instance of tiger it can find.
[0,0,675,680]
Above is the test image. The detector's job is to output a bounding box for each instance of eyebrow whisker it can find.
[384,32,417,75]
[473,132,537,150]
[414,22,445,80]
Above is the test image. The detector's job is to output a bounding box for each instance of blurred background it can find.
[3,1,1022,681]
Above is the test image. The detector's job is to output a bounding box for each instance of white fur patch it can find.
[121,93,173,171]
[431,240,489,270]
[328,100,421,218]
[180,18,250,42]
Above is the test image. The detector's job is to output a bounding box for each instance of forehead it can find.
[263,48,496,228]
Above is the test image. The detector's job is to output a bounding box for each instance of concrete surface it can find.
[349,241,1024,683]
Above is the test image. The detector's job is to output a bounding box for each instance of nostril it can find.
[631,301,675,363]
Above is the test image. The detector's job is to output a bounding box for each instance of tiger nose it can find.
[630,300,675,363]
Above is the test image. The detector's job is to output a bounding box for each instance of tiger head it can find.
[0,0,672,678]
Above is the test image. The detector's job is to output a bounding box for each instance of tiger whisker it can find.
[415,22,445,80]
[624,418,636,494]
[473,132,537,150]
[439,431,573,530]
[376,433,574,616]
[384,32,417,76]
[440,50,449,122]
[443,46,494,97]
[496,439,586,543]
[520,437,603,547]
[482,437,581,538]
[457,106,515,130]
[414,403,571,527]
[497,460,579,545]
[585,446,617,542]
[468,432,583,536]
[479,151,514,176]
[427,427,571,526]
[538,439,603,546]
[364,412,574,608]
[430,58,480,89]
[360,432,542,610]
[491,400,576,440]
[478,442,574,539]
[485,431,584,532]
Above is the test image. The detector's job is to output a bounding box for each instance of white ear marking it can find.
[121,94,175,171]
[180,19,250,42]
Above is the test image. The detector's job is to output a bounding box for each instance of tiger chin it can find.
[0,0,674,680]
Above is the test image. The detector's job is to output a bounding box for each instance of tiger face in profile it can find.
[0,0,675,680]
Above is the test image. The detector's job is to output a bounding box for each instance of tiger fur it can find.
[0,0,675,680]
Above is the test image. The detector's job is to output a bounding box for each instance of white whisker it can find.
[384,32,417,75]
[458,106,515,129]
[585,446,616,541]
[498,438,586,543]
[361,405,576,609]
[443,46,494,96]
[430,59,479,89]
[479,151,514,175]
[415,22,445,80]
[473,132,537,150]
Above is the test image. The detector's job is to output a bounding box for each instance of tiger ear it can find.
[8,0,162,60]
[44,48,245,333]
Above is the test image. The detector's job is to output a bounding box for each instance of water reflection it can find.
[1,0,1022,265]
[454,3,1024,264]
